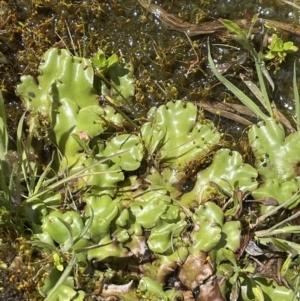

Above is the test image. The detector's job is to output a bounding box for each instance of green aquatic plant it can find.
[17,48,97,118]
[181,148,258,207]
[208,23,300,211]
[15,48,146,215]
[17,48,135,118]
[24,195,96,300]
[135,277,183,301]
[264,33,298,63]
[140,100,220,170]
[6,32,300,299]
[208,20,300,299]
[92,49,136,106]
[103,134,144,171]
[16,48,136,173]
[129,195,187,254]
[249,119,300,210]
[215,247,295,301]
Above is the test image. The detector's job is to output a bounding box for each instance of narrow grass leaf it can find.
[260,237,300,255]
[0,91,10,202]
[253,285,265,301]
[281,255,292,277]
[45,250,77,301]
[34,156,54,194]
[26,240,58,252]
[293,61,300,131]
[73,205,94,246]
[56,217,74,253]
[25,151,127,203]
[243,80,270,111]
[208,42,268,120]
[0,90,8,158]
[270,225,300,235]
[254,53,273,114]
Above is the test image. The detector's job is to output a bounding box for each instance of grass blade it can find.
[73,205,94,247]
[254,52,273,115]
[0,90,11,203]
[25,151,127,203]
[45,250,77,301]
[207,42,269,120]
[293,61,300,131]
[0,90,8,158]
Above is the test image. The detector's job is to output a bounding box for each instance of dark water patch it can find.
[0,0,299,142]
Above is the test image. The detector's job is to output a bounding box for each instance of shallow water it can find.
[1,0,300,138]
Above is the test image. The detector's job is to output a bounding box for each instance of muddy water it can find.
[1,0,300,137]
